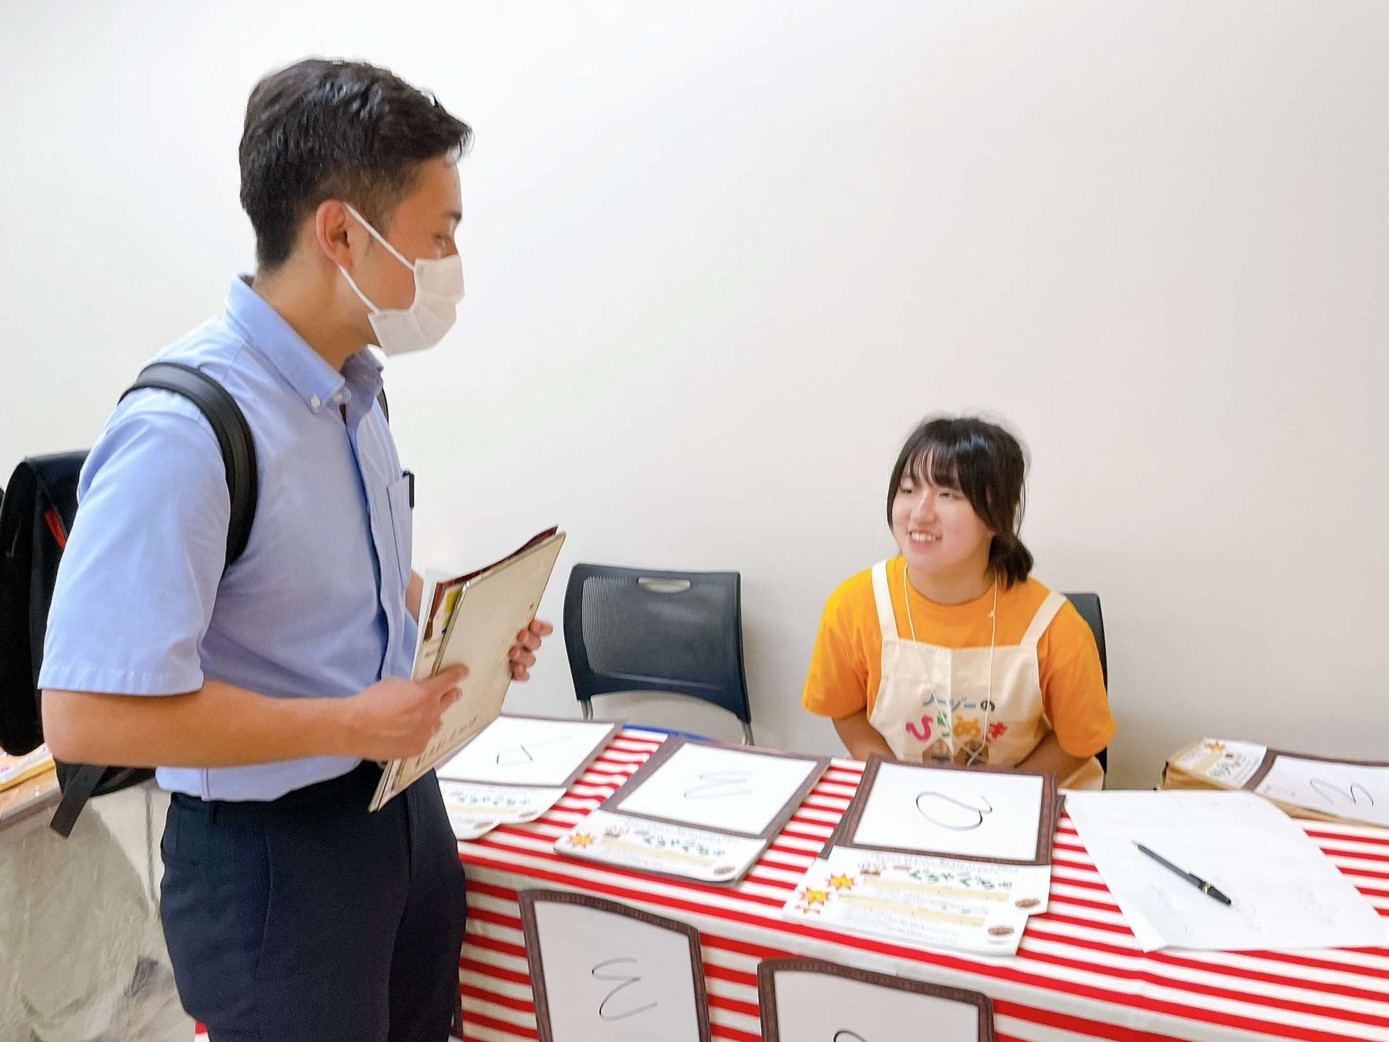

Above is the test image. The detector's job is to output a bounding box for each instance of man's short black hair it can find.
[240,58,473,270]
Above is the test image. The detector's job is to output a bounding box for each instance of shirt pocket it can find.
[386,473,413,587]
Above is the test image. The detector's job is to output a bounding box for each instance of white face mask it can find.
[338,203,464,356]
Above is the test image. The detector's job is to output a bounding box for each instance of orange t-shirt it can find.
[802,557,1114,759]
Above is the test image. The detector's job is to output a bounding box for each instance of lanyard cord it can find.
[904,566,998,764]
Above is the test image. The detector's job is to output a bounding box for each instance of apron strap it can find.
[1020,590,1068,649]
[870,559,898,638]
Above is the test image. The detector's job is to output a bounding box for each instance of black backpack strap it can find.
[377,387,389,423]
[48,762,106,838]
[120,362,258,568]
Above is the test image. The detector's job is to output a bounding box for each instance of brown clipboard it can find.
[371,528,566,811]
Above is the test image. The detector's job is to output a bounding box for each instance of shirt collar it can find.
[224,275,383,418]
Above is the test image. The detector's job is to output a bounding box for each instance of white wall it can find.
[3,1,1386,788]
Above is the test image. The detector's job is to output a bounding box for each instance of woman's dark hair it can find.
[239,58,473,270]
[886,416,1034,588]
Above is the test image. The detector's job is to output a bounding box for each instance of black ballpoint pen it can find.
[1134,842,1233,905]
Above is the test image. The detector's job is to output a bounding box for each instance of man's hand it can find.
[508,618,553,681]
[341,665,468,760]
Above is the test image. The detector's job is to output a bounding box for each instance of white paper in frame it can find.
[551,737,829,885]
[758,958,993,1042]
[833,756,1056,865]
[1167,740,1389,829]
[1251,753,1389,829]
[437,715,619,788]
[611,739,827,836]
[518,890,712,1042]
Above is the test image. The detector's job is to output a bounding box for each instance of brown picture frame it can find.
[821,754,1058,866]
[758,957,994,1042]
[517,889,713,1042]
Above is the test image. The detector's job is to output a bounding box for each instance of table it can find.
[456,729,1389,1042]
[0,764,59,838]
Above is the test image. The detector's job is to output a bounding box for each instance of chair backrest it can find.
[1062,592,1108,773]
[563,564,754,741]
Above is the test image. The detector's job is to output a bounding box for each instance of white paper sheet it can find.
[766,967,983,1041]
[614,743,821,836]
[555,809,767,883]
[826,845,1050,915]
[1066,790,1389,952]
[440,780,566,839]
[525,898,707,1041]
[1255,757,1389,828]
[782,848,1029,956]
[851,763,1044,862]
[438,715,615,787]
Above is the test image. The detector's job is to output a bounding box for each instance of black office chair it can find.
[1062,592,1108,774]
[563,564,756,744]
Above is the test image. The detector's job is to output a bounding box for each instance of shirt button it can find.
[332,392,344,404]
[310,395,322,409]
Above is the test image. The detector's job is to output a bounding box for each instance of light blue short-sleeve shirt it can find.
[39,276,418,800]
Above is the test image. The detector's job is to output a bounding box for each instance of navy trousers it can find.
[159,763,466,1042]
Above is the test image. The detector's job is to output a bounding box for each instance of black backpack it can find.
[1,362,260,837]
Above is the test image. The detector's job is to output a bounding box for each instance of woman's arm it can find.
[1016,730,1088,780]
[833,710,896,761]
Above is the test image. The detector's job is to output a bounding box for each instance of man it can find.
[39,58,547,1042]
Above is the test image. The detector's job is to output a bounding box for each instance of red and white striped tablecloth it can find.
[456,729,1389,1042]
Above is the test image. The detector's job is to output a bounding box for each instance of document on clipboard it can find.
[369,527,566,811]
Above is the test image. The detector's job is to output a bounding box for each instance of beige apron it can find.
[866,560,1103,790]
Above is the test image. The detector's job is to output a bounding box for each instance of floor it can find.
[0,784,192,1042]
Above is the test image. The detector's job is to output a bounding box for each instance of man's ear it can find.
[313,199,356,270]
